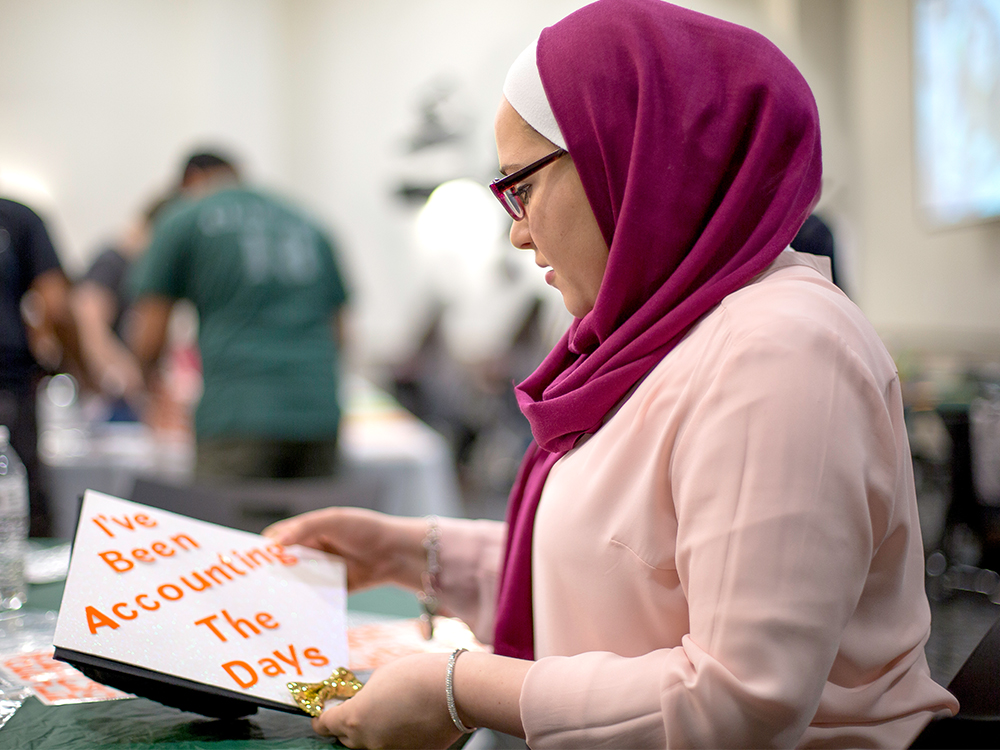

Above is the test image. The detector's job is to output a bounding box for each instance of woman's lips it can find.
[545,269,555,285]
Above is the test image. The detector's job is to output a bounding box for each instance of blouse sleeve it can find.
[435,517,506,645]
[520,311,941,747]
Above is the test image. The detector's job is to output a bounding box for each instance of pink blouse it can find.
[436,252,958,748]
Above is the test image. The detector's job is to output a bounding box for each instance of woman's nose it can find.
[509,217,532,250]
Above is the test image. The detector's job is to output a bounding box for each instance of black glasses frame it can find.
[489,148,568,220]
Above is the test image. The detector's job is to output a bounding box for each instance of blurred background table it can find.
[38,374,463,539]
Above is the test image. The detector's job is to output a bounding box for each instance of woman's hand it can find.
[263,507,426,592]
[312,653,461,750]
[314,650,530,748]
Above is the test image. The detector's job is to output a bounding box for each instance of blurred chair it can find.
[912,613,1000,748]
[927,392,1000,602]
[129,474,385,534]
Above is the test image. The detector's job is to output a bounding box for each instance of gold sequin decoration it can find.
[287,667,363,717]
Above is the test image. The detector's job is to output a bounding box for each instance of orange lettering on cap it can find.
[256,611,279,630]
[111,602,138,620]
[85,605,120,634]
[97,550,134,573]
[222,661,258,689]
[258,657,283,677]
[304,647,329,668]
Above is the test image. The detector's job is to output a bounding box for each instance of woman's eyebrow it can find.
[498,163,523,177]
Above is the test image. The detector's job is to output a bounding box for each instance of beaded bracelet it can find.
[446,648,476,734]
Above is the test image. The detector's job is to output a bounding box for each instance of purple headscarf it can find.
[493,0,823,660]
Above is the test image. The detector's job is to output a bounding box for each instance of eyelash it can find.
[513,183,532,203]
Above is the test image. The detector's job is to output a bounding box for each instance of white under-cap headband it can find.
[502,39,567,150]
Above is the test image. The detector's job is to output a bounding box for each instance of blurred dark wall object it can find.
[791,213,840,291]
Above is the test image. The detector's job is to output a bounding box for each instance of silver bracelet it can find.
[417,515,441,640]
[446,647,475,734]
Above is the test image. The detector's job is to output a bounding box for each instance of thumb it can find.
[312,703,359,747]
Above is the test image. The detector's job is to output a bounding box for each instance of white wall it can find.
[0,0,290,265]
[272,0,599,363]
[2,0,997,372]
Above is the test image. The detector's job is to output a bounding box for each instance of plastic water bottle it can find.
[0,425,28,613]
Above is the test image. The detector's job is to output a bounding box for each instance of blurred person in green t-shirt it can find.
[128,150,350,480]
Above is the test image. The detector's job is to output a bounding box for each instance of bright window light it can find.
[0,168,55,208]
[414,178,505,268]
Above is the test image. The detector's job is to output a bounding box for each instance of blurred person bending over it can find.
[0,197,88,536]
[128,152,350,480]
[72,193,176,422]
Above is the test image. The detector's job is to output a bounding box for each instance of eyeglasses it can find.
[489,148,567,221]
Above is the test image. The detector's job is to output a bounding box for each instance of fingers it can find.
[260,520,286,540]
[261,518,303,544]
[311,714,333,736]
[313,708,346,738]
[263,507,423,591]
[314,704,364,748]
[263,507,343,545]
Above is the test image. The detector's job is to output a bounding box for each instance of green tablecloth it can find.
[2,572,421,749]
[4,696,332,749]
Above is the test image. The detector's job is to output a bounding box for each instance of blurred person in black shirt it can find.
[0,197,87,536]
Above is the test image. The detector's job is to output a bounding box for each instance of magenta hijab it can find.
[492,0,823,660]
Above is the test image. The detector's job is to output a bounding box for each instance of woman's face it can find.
[494,98,609,319]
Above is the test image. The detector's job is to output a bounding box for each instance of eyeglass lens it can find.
[490,148,566,221]
[500,189,525,220]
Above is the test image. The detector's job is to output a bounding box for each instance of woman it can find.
[266,1,958,746]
